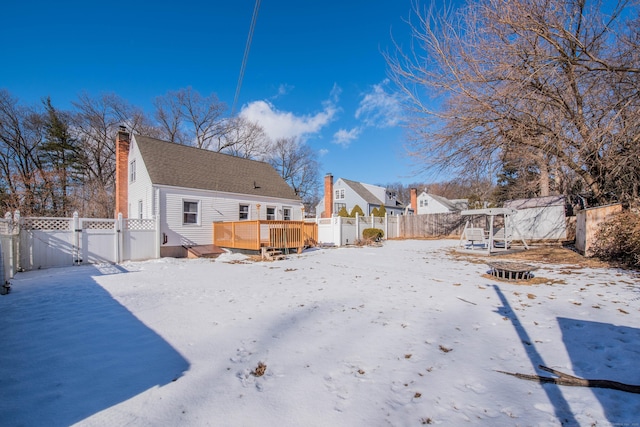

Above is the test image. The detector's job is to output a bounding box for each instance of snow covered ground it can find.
[1,239,639,426]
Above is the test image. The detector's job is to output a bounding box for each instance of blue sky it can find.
[1,0,429,186]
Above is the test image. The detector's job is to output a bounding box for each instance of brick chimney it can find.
[323,173,334,218]
[410,188,418,214]
[115,127,130,218]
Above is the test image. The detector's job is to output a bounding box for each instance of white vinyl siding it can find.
[127,140,154,219]
[417,193,451,215]
[158,187,302,247]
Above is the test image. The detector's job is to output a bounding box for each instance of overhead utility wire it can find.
[232,0,261,115]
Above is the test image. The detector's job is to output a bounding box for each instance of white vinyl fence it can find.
[316,215,399,246]
[0,212,159,283]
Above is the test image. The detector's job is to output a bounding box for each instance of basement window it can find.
[183,200,199,225]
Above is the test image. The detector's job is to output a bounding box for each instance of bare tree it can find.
[0,90,47,215]
[217,116,271,159]
[71,92,155,217]
[267,137,321,211]
[387,0,640,204]
[153,87,226,150]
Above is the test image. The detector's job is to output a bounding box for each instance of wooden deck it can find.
[213,220,317,253]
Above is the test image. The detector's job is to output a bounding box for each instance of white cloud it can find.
[355,79,403,128]
[240,99,338,141]
[332,127,361,148]
[318,148,329,156]
[272,84,294,99]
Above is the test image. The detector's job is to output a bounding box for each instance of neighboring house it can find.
[504,195,567,241]
[316,173,411,217]
[115,130,303,257]
[413,191,468,215]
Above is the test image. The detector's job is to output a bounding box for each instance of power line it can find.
[232,0,261,116]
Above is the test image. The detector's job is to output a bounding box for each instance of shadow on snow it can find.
[494,285,640,426]
[0,264,190,426]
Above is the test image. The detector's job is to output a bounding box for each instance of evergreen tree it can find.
[39,98,82,215]
[337,206,350,217]
[350,205,364,218]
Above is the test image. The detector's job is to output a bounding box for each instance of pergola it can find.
[459,208,529,254]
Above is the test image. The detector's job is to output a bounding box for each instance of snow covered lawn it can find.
[1,239,639,426]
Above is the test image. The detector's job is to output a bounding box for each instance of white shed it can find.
[504,196,567,241]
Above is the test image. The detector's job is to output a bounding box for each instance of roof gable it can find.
[340,179,383,205]
[419,192,461,211]
[133,135,300,201]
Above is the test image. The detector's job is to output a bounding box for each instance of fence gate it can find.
[79,218,117,265]
[20,216,77,270]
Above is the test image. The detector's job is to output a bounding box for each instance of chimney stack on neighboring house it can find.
[410,188,418,214]
[115,127,130,218]
[323,173,334,218]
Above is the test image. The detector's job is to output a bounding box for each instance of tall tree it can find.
[153,87,226,149]
[214,116,271,158]
[39,97,81,216]
[387,0,640,205]
[0,90,47,215]
[71,92,155,217]
[267,137,321,212]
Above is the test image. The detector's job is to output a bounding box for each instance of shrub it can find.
[350,205,365,218]
[337,206,350,217]
[362,228,384,241]
[375,205,387,217]
[591,211,640,267]
[370,207,379,217]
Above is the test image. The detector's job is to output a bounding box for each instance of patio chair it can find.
[492,228,512,249]
[463,227,488,250]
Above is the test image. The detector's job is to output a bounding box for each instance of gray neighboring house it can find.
[115,131,304,257]
[316,174,410,217]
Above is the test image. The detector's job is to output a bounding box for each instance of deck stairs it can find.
[261,247,287,261]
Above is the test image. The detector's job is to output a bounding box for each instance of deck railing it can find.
[213,220,317,252]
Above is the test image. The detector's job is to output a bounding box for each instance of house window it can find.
[335,188,345,200]
[266,206,276,220]
[138,200,143,219]
[239,204,249,220]
[183,200,199,225]
[130,159,136,183]
[283,207,291,221]
[335,203,346,213]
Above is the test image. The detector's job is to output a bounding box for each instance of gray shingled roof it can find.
[134,135,300,201]
[428,193,460,211]
[341,179,382,205]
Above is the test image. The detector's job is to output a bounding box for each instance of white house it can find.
[414,191,468,215]
[115,130,304,257]
[315,174,411,217]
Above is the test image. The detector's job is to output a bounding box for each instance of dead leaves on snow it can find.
[251,362,267,377]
